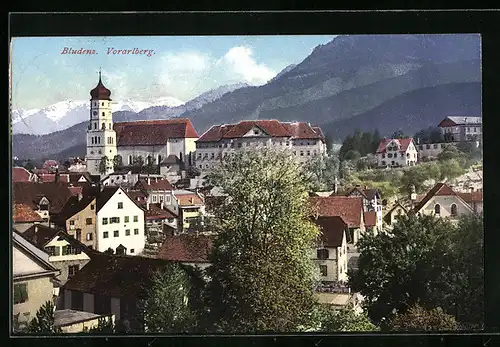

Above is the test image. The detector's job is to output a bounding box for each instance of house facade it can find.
[383,202,408,228]
[56,196,98,250]
[168,190,205,232]
[345,187,383,227]
[96,187,145,255]
[438,116,482,143]
[412,183,474,221]
[12,231,60,331]
[195,120,327,171]
[312,216,349,283]
[457,191,483,214]
[376,138,418,168]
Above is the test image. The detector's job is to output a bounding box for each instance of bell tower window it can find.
[94,123,97,130]
[102,122,105,130]
[102,112,105,117]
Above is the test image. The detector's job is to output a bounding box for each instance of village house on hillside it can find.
[344,186,383,228]
[195,120,327,171]
[95,187,145,255]
[411,182,475,221]
[308,196,365,251]
[13,230,60,331]
[312,216,349,283]
[438,116,482,143]
[383,201,408,228]
[375,137,418,168]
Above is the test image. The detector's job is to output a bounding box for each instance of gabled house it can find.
[54,196,98,250]
[309,196,365,251]
[20,225,95,287]
[12,167,39,183]
[96,187,145,255]
[13,182,75,224]
[312,216,349,283]
[12,230,60,331]
[383,201,408,228]
[375,138,418,168]
[344,186,383,227]
[159,154,182,176]
[457,191,483,214]
[166,190,205,232]
[143,203,178,235]
[438,116,482,142]
[412,183,474,220]
[13,203,45,233]
[60,253,193,332]
[156,233,213,270]
[100,170,164,188]
[134,176,174,205]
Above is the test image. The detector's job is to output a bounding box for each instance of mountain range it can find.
[12,34,481,161]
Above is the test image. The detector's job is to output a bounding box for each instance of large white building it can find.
[438,116,482,142]
[194,120,327,171]
[95,187,145,255]
[375,138,418,168]
[85,74,199,176]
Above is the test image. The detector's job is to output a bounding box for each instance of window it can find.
[86,218,93,225]
[69,220,75,226]
[133,216,138,222]
[317,249,329,260]
[152,195,157,203]
[86,233,93,241]
[103,231,109,238]
[125,229,130,236]
[76,229,82,241]
[426,144,431,149]
[130,249,135,254]
[406,153,410,157]
[94,123,97,130]
[90,204,95,210]
[434,204,441,215]
[117,202,123,209]
[114,230,119,237]
[319,265,328,277]
[110,217,120,224]
[237,143,242,148]
[134,228,139,235]
[14,283,28,304]
[307,150,311,156]
[433,144,438,149]
[102,218,108,225]
[450,204,458,217]
[382,154,385,158]
[400,153,404,158]
[124,216,129,223]
[388,153,392,158]
[254,130,259,135]
[300,151,304,156]
[381,161,386,166]
[474,127,477,132]
[45,246,57,256]
[68,265,80,278]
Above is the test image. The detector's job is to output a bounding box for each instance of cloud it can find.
[220,46,277,85]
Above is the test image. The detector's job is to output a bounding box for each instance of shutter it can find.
[62,245,68,256]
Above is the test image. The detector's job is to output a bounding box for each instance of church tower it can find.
[85,71,117,176]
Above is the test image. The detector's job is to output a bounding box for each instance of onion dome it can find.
[90,71,111,100]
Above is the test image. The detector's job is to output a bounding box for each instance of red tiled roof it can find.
[12,167,33,183]
[363,211,377,227]
[12,182,75,214]
[135,177,173,191]
[376,138,414,154]
[43,160,59,168]
[412,183,460,213]
[196,120,323,142]
[176,194,203,206]
[38,173,70,183]
[68,186,84,196]
[143,203,177,220]
[312,216,350,248]
[114,119,198,146]
[126,190,149,204]
[308,196,364,228]
[457,191,483,204]
[157,234,213,263]
[312,126,326,141]
[13,204,44,223]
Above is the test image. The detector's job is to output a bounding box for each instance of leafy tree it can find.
[133,155,144,168]
[344,150,361,161]
[372,129,382,153]
[104,247,114,255]
[399,165,431,194]
[414,127,443,144]
[339,134,354,159]
[387,305,458,331]
[83,316,115,333]
[204,148,320,333]
[138,265,196,333]
[439,159,465,181]
[320,305,379,332]
[23,160,34,171]
[391,130,407,139]
[437,145,463,162]
[349,214,483,328]
[113,155,123,170]
[304,154,340,192]
[25,301,62,334]
[187,165,201,178]
[99,156,108,174]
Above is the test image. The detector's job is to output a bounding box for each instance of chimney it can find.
[146,202,150,210]
[160,201,164,209]
[50,222,55,228]
[147,177,151,186]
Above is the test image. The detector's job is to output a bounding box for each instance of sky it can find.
[11,36,337,110]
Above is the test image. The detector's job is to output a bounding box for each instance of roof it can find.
[125,189,149,204]
[363,211,377,227]
[157,234,213,263]
[54,195,96,225]
[438,116,482,127]
[412,182,471,213]
[312,216,349,248]
[176,194,203,207]
[308,196,364,228]
[90,74,111,100]
[457,191,483,204]
[196,120,323,142]
[21,225,97,255]
[62,253,179,299]
[12,167,33,183]
[316,292,351,306]
[54,310,111,327]
[12,182,75,214]
[383,202,408,224]
[135,177,173,191]
[143,203,177,220]
[376,138,415,154]
[346,187,381,200]
[312,127,326,141]
[13,203,44,223]
[96,187,120,212]
[37,173,71,183]
[161,154,182,165]
[12,230,58,274]
[114,119,198,146]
